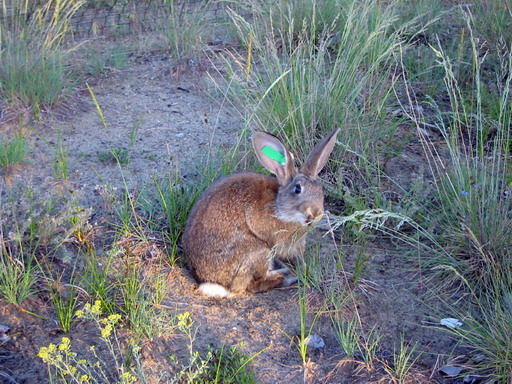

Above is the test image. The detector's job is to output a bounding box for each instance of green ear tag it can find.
[261,145,286,165]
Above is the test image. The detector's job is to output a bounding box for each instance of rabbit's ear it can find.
[301,128,340,178]
[252,132,296,185]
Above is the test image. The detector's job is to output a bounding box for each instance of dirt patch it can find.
[0,56,458,383]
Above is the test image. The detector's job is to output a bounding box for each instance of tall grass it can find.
[0,0,84,115]
[393,8,512,381]
[405,12,512,291]
[212,0,423,208]
[162,0,212,59]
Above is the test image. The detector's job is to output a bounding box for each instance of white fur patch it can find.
[199,283,232,298]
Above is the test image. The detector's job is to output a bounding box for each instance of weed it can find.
[150,173,206,265]
[0,132,30,183]
[172,312,258,384]
[129,120,142,148]
[97,148,130,165]
[53,133,69,182]
[82,42,129,76]
[117,259,174,341]
[48,276,80,333]
[357,327,382,370]
[82,247,116,314]
[0,0,84,115]
[162,0,211,59]
[0,234,37,306]
[331,316,359,359]
[383,335,422,383]
[39,301,139,384]
[443,285,512,382]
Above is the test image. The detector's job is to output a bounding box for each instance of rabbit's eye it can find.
[294,184,302,194]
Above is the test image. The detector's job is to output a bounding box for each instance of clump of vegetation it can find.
[38,301,139,384]
[162,0,212,59]
[0,0,85,116]
[97,148,130,164]
[0,132,30,183]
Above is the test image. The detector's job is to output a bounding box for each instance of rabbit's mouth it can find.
[276,210,324,226]
[304,211,324,226]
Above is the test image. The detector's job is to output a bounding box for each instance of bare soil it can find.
[1,55,460,384]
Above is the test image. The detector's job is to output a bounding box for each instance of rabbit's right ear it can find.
[252,132,296,185]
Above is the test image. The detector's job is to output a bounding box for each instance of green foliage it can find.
[82,43,129,76]
[163,0,211,59]
[444,284,512,383]
[82,247,116,314]
[53,133,69,182]
[48,277,80,333]
[0,0,84,115]
[331,316,359,358]
[117,260,173,341]
[39,301,139,384]
[0,235,37,305]
[383,335,422,382]
[97,148,130,164]
[181,344,257,384]
[149,173,207,264]
[411,14,512,291]
[0,132,30,181]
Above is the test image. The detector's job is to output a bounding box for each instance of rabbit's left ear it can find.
[252,132,296,185]
[301,128,340,178]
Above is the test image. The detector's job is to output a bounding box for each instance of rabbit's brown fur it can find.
[183,129,339,297]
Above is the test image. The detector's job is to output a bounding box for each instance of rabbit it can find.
[182,128,340,297]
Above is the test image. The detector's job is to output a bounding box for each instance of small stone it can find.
[463,375,482,383]
[304,334,325,349]
[0,324,11,343]
[439,365,462,377]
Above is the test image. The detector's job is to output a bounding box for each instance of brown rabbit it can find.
[182,128,340,297]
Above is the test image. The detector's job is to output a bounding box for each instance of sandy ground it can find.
[0,54,458,384]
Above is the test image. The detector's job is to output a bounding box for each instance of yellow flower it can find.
[119,371,137,384]
[101,323,113,338]
[91,300,102,315]
[75,310,84,318]
[38,347,49,361]
[59,337,71,351]
[177,312,192,332]
[79,374,90,383]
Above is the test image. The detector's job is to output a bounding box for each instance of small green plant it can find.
[82,247,116,314]
[38,301,139,384]
[0,234,37,306]
[442,286,512,383]
[163,0,211,59]
[48,272,80,333]
[53,133,69,182]
[357,327,382,370]
[151,173,205,264]
[202,344,257,384]
[278,260,327,367]
[383,335,422,383]
[129,120,142,148]
[82,43,128,76]
[331,316,359,359]
[117,259,173,341]
[97,148,130,164]
[172,312,257,384]
[0,133,30,182]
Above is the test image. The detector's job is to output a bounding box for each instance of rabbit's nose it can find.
[305,207,324,224]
